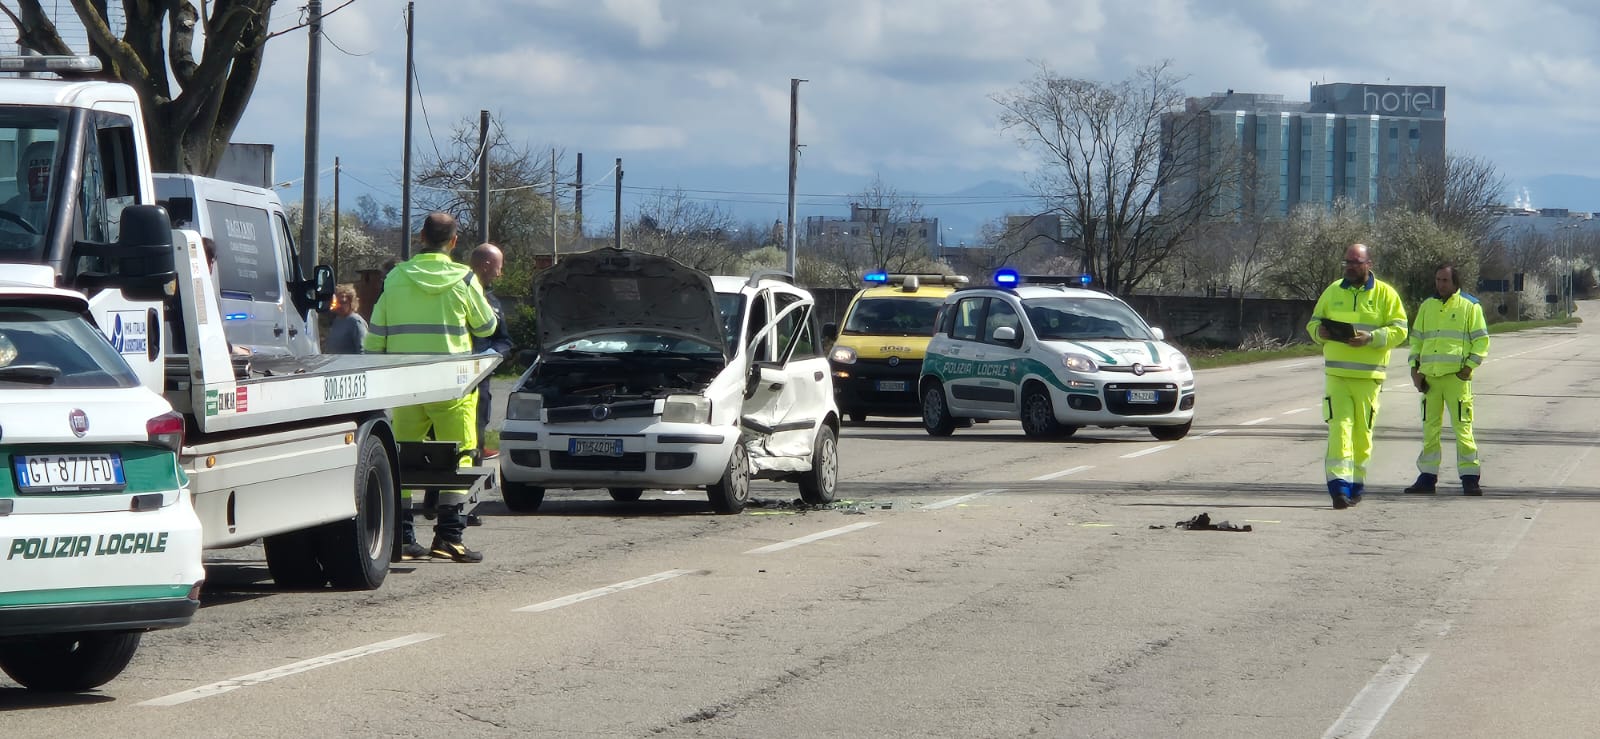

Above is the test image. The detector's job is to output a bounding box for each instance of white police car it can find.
[499,249,839,514]
[919,271,1196,440]
[0,265,203,691]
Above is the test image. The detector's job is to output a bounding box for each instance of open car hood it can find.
[534,248,727,356]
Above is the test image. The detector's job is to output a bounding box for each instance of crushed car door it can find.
[741,290,820,473]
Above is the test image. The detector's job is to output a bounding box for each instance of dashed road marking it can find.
[1283,407,1311,415]
[745,522,881,554]
[515,569,699,613]
[924,488,1006,510]
[1120,445,1173,459]
[1241,417,1274,426]
[140,633,442,707]
[1030,465,1093,482]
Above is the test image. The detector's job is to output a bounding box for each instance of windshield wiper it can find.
[0,363,61,385]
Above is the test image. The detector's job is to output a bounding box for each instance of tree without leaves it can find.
[1,0,288,174]
[1383,152,1507,253]
[807,176,950,287]
[1260,199,1374,300]
[994,60,1243,296]
[624,188,741,274]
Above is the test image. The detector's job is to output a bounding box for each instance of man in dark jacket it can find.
[470,243,513,459]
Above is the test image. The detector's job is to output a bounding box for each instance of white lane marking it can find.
[140,633,441,707]
[514,569,698,613]
[1321,653,1430,739]
[744,522,881,554]
[924,488,1006,510]
[1030,465,1092,482]
[1323,506,1543,738]
[1240,417,1273,426]
[1499,337,1578,361]
[1283,407,1311,415]
[1201,429,1230,437]
[1288,360,1318,368]
[1120,444,1173,459]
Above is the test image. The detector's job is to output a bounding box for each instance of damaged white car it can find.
[498,249,841,513]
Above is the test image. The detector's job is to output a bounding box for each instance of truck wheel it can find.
[316,428,396,590]
[798,424,839,505]
[608,488,644,502]
[1021,385,1063,438]
[502,480,546,512]
[265,529,328,589]
[1150,422,1192,441]
[0,631,141,691]
[707,444,750,514]
[922,383,957,437]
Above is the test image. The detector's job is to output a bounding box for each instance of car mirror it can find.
[993,326,1017,343]
[758,365,787,387]
[1151,327,1165,341]
[312,265,336,312]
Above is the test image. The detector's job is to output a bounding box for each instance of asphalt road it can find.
[5,321,1599,738]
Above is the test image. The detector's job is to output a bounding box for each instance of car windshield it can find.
[0,304,140,388]
[842,297,942,336]
[0,107,69,264]
[552,332,721,357]
[1022,297,1154,341]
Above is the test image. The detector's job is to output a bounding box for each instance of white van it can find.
[153,174,320,357]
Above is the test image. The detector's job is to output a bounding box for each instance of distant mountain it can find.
[1513,174,1600,213]
[920,179,1039,245]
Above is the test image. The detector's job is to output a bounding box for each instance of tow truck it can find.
[0,56,497,597]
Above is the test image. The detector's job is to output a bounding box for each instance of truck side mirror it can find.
[313,265,336,312]
[70,204,177,299]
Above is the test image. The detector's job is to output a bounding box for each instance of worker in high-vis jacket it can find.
[1307,243,1408,510]
[365,212,499,562]
[1404,264,1488,496]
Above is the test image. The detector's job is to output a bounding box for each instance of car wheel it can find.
[1021,384,1063,438]
[264,528,327,589]
[847,412,866,424]
[0,631,142,692]
[798,424,839,504]
[501,480,546,512]
[1150,422,1192,441]
[707,443,751,514]
[1060,426,1079,438]
[922,383,956,437]
[608,487,644,502]
[316,427,397,590]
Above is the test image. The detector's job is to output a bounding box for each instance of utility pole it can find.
[400,1,415,258]
[477,110,489,245]
[574,152,583,239]
[614,157,623,250]
[786,77,805,275]
[299,0,322,277]
[333,156,341,280]
[550,148,558,264]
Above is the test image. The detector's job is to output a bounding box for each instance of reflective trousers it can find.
[394,389,478,542]
[1417,373,1480,478]
[1323,375,1382,484]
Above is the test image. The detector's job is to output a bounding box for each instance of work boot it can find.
[1461,475,1483,496]
[1404,473,1438,495]
[430,537,484,563]
[1348,482,1365,507]
[1327,480,1350,510]
[400,541,429,561]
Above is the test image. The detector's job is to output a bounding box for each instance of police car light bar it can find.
[862,272,969,287]
[994,268,1021,287]
[863,271,890,284]
[0,55,102,73]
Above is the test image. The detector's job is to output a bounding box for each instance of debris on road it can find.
[1172,512,1252,532]
[745,498,894,514]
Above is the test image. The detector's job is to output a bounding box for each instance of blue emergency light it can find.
[224,312,249,321]
[863,271,890,284]
[994,268,1020,287]
[1080,273,1092,286]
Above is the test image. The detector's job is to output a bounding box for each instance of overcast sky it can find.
[234,0,1600,235]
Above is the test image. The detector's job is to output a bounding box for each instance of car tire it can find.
[316,427,397,590]
[502,480,546,512]
[1060,425,1079,438]
[264,528,328,589]
[708,443,751,514]
[608,487,644,502]
[0,631,142,692]
[1021,384,1063,438]
[1150,422,1192,441]
[922,382,957,437]
[798,424,839,505]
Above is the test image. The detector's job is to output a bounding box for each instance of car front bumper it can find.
[499,417,739,489]
[830,358,923,415]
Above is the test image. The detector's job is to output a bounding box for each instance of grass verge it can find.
[1187,315,1580,370]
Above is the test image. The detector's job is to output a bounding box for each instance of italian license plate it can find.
[13,452,126,493]
[568,438,624,457]
[1127,389,1159,404]
[876,380,907,392]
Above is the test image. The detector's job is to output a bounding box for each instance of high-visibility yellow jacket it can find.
[1409,290,1489,377]
[364,252,498,354]
[1307,273,1408,379]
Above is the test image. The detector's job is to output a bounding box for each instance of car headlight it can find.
[1062,353,1097,372]
[830,346,857,364]
[661,395,712,424]
[506,393,543,420]
[1173,356,1191,373]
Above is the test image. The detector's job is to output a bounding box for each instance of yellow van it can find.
[824,272,968,423]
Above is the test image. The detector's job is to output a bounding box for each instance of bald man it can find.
[470,243,513,458]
